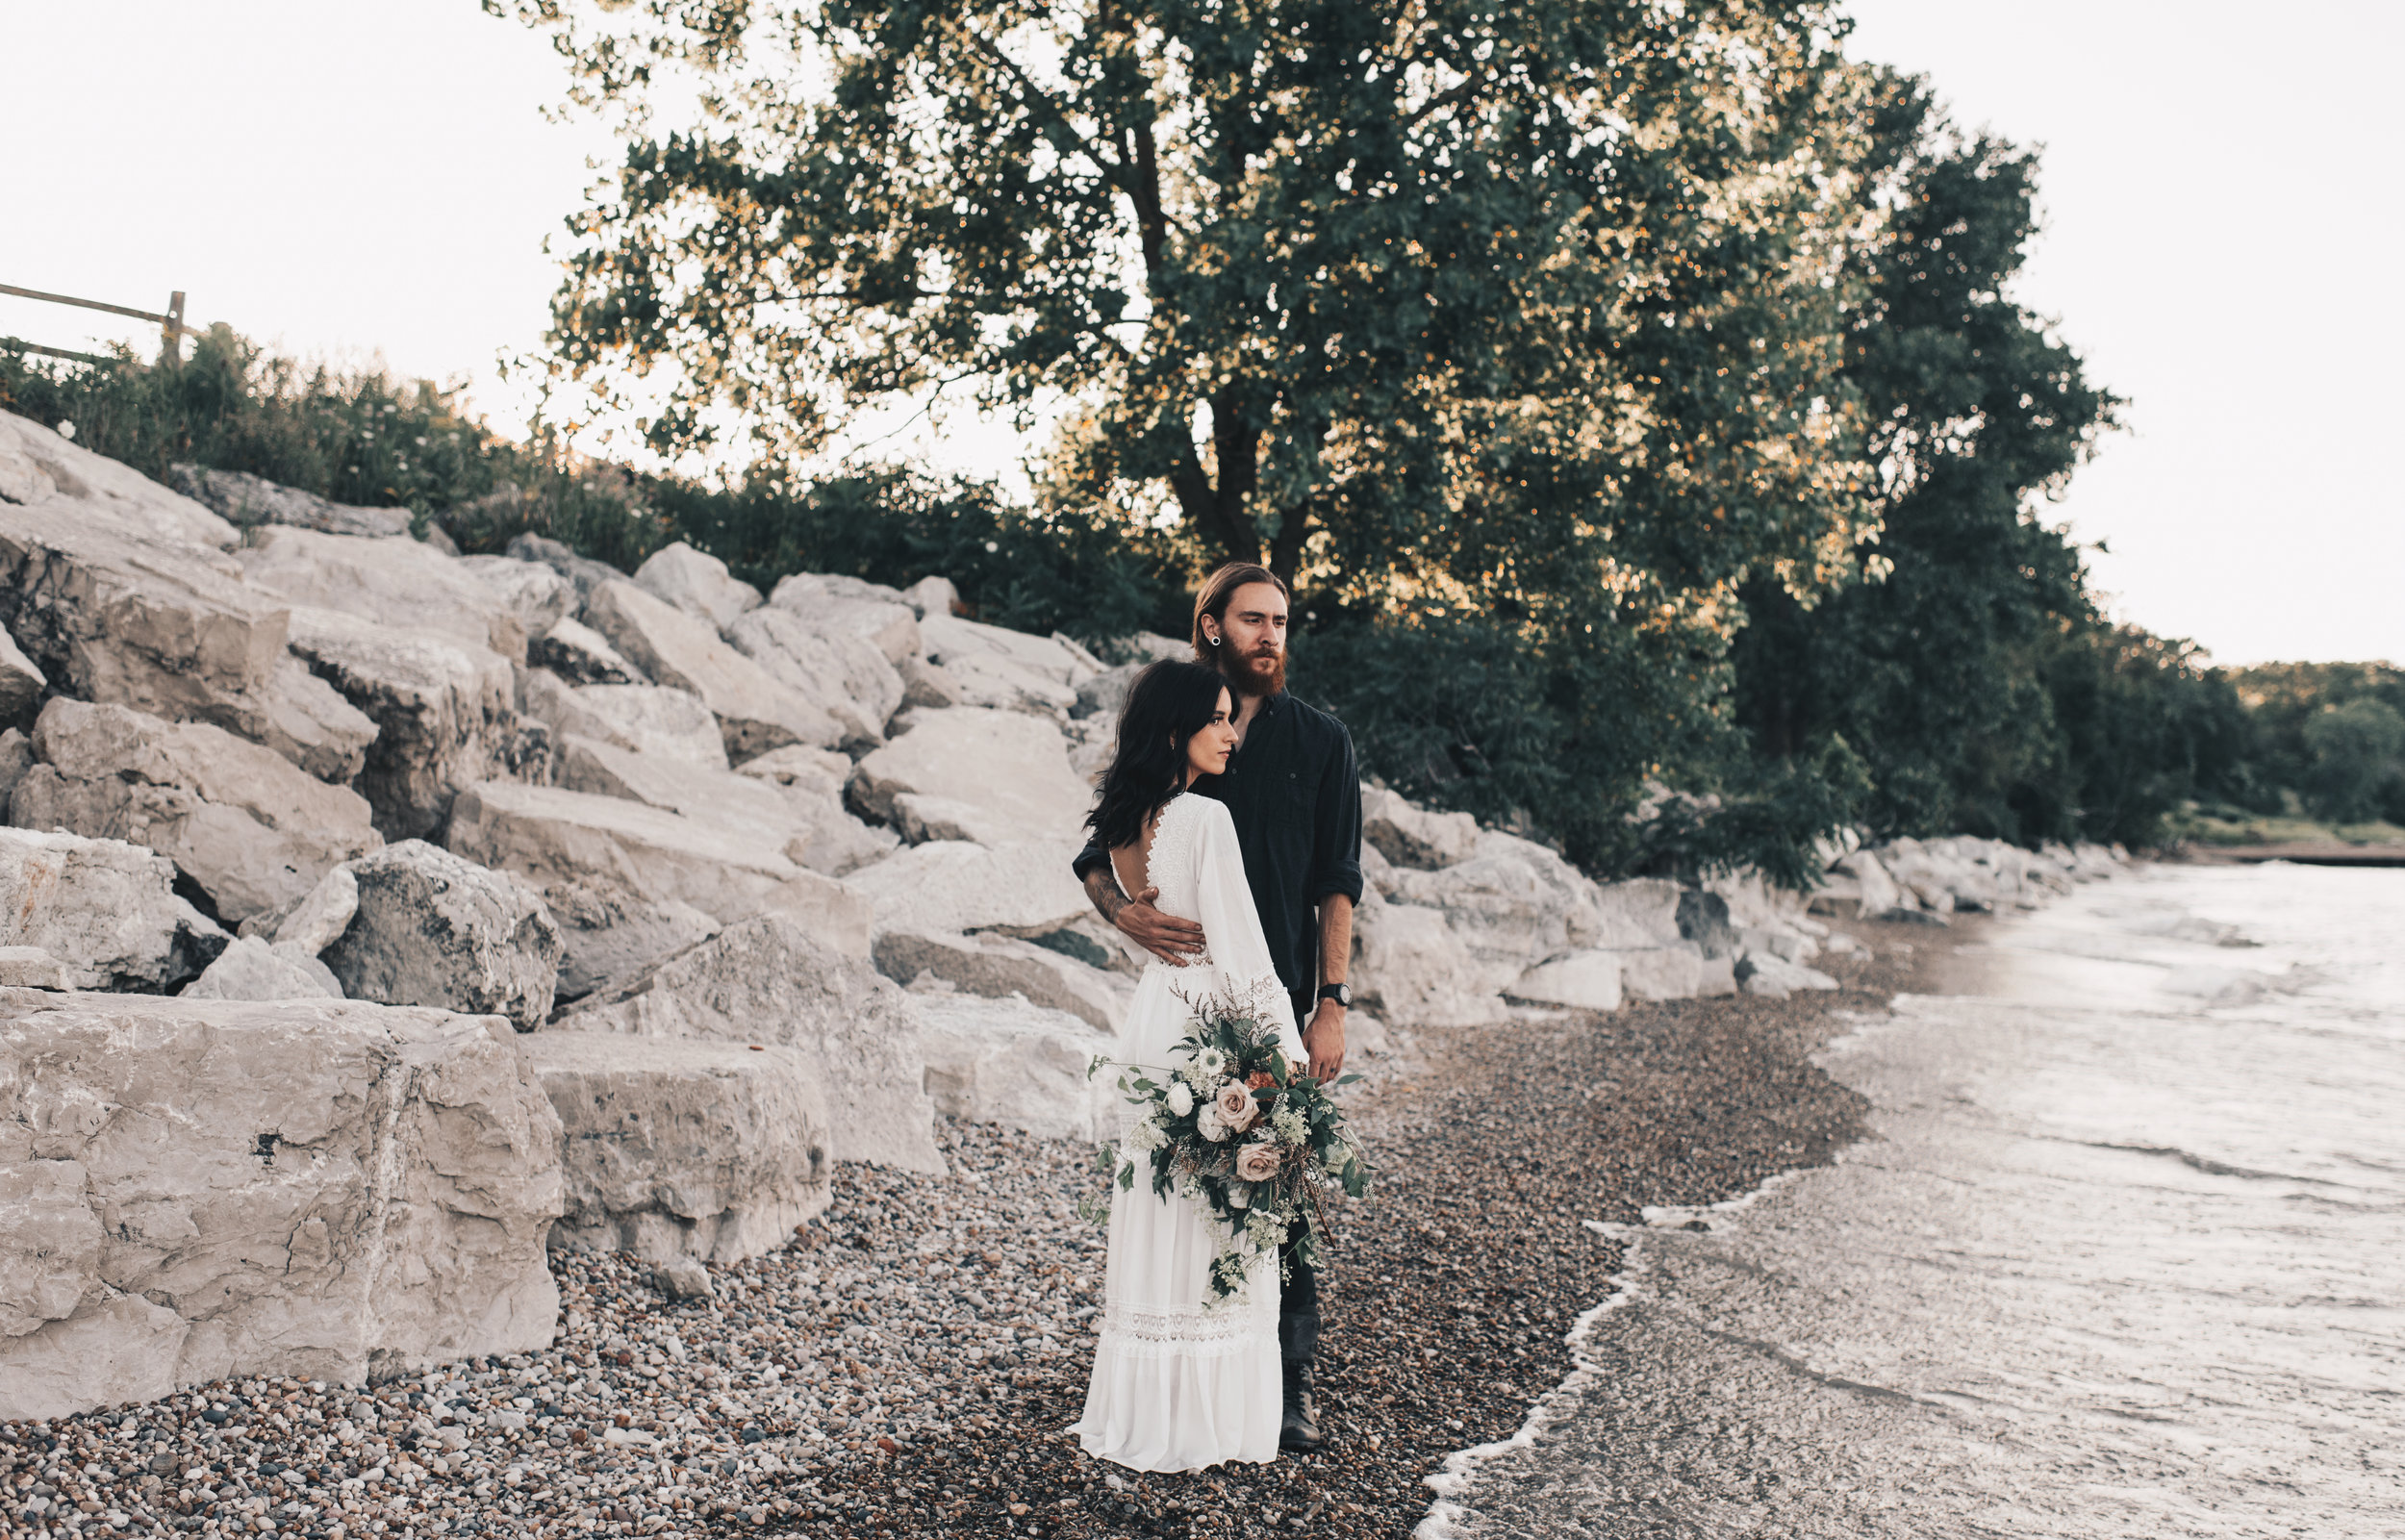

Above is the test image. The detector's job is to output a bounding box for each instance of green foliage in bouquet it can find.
[1085,994,1369,1304]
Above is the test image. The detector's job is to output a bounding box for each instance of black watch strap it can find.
[1316,982,1352,1007]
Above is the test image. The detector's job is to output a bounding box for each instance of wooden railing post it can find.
[161,290,187,368]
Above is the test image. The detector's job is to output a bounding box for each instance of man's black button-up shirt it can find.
[1075,690,1365,998]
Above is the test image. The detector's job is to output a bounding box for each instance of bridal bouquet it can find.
[1087,991,1372,1303]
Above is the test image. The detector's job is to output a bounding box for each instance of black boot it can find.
[1278,1314,1324,1452]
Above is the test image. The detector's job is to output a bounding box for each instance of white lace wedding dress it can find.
[1071,792,1305,1472]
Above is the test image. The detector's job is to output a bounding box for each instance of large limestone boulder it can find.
[1361,787,1480,870]
[537,876,721,1004]
[0,410,239,548]
[285,607,517,840]
[444,780,872,954]
[0,826,228,991]
[528,616,647,686]
[556,913,943,1172]
[505,532,632,598]
[916,613,1083,718]
[180,935,342,1000]
[167,464,412,539]
[725,605,900,751]
[841,839,1090,937]
[13,697,381,925]
[269,865,360,953]
[553,733,796,830]
[633,541,762,630]
[1073,662,1142,720]
[1381,830,1612,996]
[765,572,922,664]
[923,611,1096,683]
[526,1033,829,1265]
[581,579,838,758]
[1610,944,1731,1001]
[0,495,376,781]
[1590,878,1686,948]
[909,990,1116,1142]
[456,555,574,640]
[0,626,45,724]
[873,928,1128,1032]
[553,732,892,877]
[520,672,725,769]
[848,707,1092,846]
[733,745,899,876]
[239,524,532,662]
[0,991,564,1419]
[1735,953,1839,998]
[321,841,562,1031]
[1351,896,1509,1028]
[1506,950,1623,1012]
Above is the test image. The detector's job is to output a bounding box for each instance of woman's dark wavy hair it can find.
[1086,661,1229,850]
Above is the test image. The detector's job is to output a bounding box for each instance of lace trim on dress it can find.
[1096,1287,1269,1360]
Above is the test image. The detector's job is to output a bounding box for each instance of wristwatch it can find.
[1316,982,1353,1008]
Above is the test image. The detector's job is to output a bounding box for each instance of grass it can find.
[2168,804,2405,848]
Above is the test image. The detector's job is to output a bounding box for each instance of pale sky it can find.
[1,1,2394,667]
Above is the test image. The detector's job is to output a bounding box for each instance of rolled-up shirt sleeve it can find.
[1307,723,1365,904]
[1072,838,1111,885]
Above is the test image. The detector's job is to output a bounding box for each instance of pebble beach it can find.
[2,923,1937,1538]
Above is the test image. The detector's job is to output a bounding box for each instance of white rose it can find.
[1166,1081,1195,1118]
[1197,1102,1229,1142]
[1228,1182,1252,1210]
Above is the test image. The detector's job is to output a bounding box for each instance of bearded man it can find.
[1072,560,1365,1452]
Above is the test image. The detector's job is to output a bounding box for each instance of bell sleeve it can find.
[1191,799,1304,1054]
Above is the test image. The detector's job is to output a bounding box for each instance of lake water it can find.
[1423,861,2405,1538]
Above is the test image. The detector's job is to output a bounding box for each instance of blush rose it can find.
[1214,1081,1260,1133]
[1234,1142,1282,1182]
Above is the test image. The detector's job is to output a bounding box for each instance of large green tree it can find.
[494,0,1879,595]
[494,0,1903,872]
[1730,75,2134,842]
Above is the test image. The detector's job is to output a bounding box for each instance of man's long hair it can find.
[1085,661,1228,850]
[1191,561,1290,694]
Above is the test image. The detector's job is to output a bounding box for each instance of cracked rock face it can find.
[284,606,518,840]
[632,540,763,631]
[0,825,228,992]
[524,1032,831,1265]
[556,913,942,1174]
[0,990,564,1419]
[846,707,1092,846]
[321,840,563,1031]
[580,579,838,759]
[13,696,382,925]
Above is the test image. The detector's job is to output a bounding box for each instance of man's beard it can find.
[1226,646,1285,695]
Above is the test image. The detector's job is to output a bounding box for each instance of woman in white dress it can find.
[1070,660,1307,1472]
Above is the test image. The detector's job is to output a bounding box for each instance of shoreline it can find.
[812,909,1981,1537]
[0,913,1989,1539]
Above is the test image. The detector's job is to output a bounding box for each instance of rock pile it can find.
[0,410,2130,1421]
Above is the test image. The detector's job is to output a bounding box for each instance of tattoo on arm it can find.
[1085,867,1127,924]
